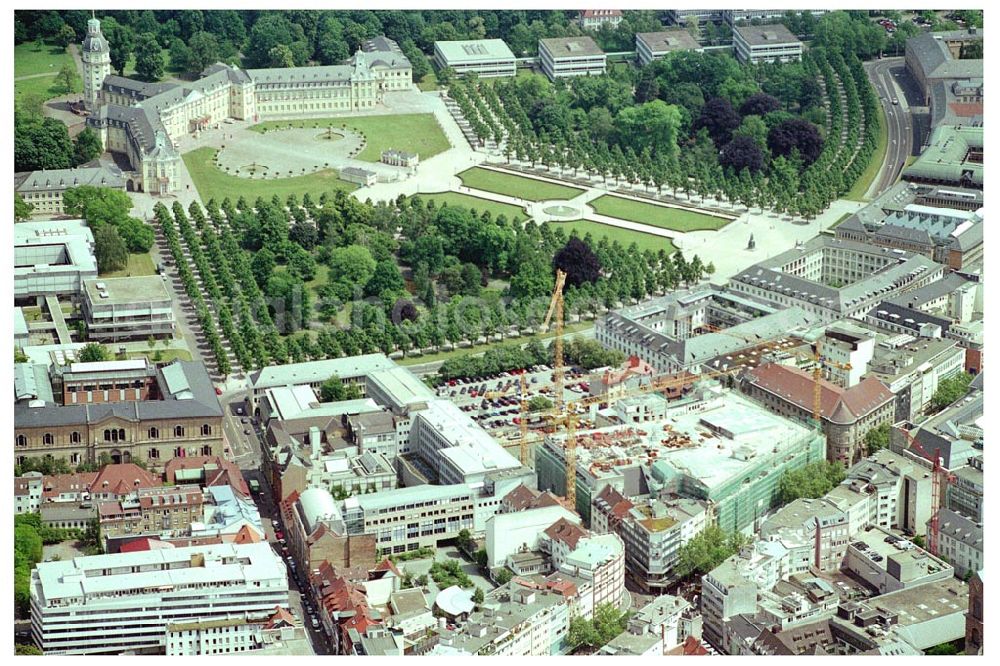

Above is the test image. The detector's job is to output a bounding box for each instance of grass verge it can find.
[845,103,889,202]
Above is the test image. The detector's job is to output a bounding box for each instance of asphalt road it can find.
[864,57,915,198]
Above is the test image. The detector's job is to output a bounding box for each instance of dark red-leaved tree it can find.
[767,118,824,165]
[554,236,601,287]
[696,96,742,146]
[739,92,782,117]
[720,136,765,173]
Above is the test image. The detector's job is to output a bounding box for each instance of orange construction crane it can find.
[899,425,956,557]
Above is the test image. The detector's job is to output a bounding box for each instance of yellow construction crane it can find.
[541,269,567,416]
[485,373,533,467]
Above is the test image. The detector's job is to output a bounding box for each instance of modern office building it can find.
[82,276,175,342]
[340,476,525,556]
[248,354,395,411]
[434,39,517,78]
[538,36,606,80]
[723,10,827,25]
[733,24,803,64]
[410,399,525,485]
[665,10,723,25]
[30,542,289,654]
[14,219,97,301]
[635,29,702,66]
[15,166,126,216]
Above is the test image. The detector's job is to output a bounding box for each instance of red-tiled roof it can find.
[264,606,297,629]
[371,558,402,578]
[91,464,161,496]
[502,484,539,511]
[163,455,250,496]
[42,472,98,499]
[120,537,175,553]
[747,364,893,423]
[544,517,588,549]
[231,525,262,544]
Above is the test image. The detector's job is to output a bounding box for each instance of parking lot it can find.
[435,365,600,449]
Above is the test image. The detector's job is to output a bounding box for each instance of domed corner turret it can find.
[82,17,112,112]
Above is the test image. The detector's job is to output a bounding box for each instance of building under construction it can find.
[535,385,825,532]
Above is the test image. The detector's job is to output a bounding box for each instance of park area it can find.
[249,113,451,162]
[14,42,80,109]
[590,195,733,232]
[458,167,584,202]
[182,147,358,203]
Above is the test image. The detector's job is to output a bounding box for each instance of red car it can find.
[215,387,223,395]
[275,531,284,540]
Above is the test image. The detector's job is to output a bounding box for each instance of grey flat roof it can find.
[540,36,604,57]
[16,166,126,193]
[735,23,801,46]
[84,276,170,305]
[435,39,516,62]
[636,30,701,53]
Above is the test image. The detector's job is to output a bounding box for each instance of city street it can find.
[864,57,917,198]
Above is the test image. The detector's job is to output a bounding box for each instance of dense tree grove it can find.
[449,11,883,219]
[777,461,847,504]
[145,185,703,378]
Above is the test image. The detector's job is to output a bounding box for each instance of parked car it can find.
[215,387,223,396]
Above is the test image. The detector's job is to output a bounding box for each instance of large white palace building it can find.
[81,18,412,194]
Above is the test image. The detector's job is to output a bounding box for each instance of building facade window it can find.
[43,433,54,446]
[149,427,159,439]
[175,425,185,437]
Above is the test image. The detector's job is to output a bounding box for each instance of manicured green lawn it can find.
[249,114,452,162]
[845,103,889,202]
[15,42,74,78]
[100,252,157,278]
[411,191,527,221]
[458,167,584,202]
[182,147,357,203]
[548,219,677,254]
[590,195,732,232]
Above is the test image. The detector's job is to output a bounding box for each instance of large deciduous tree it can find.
[696,96,742,146]
[720,135,765,173]
[554,237,601,288]
[767,118,824,165]
[739,92,782,117]
[133,32,164,81]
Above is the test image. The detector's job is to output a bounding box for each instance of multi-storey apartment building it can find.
[98,484,204,545]
[733,23,803,64]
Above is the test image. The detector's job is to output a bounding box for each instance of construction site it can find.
[534,386,825,532]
